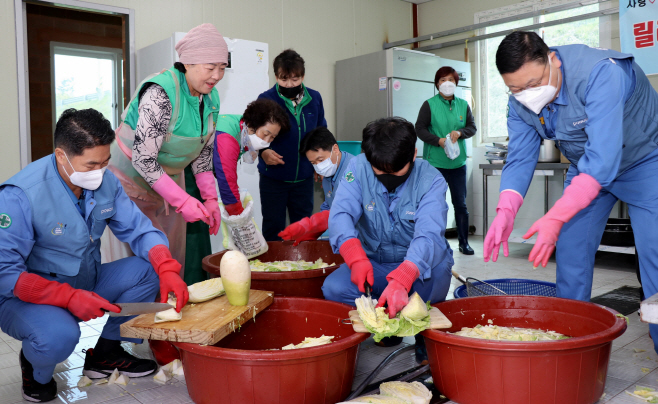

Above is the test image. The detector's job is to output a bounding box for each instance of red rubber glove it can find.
[149,245,189,312]
[13,272,120,321]
[225,202,244,217]
[339,238,374,293]
[151,174,210,225]
[523,173,601,268]
[195,172,221,235]
[376,261,419,318]
[278,211,330,246]
[483,190,524,262]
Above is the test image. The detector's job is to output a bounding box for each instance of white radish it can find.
[219,251,252,306]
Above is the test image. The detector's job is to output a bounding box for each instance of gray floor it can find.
[0,236,649,403]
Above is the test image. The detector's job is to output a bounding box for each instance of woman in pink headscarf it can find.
[103,23,228,280]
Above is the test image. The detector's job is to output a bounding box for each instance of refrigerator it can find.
[335,48,472,229]
[137,34,270,252]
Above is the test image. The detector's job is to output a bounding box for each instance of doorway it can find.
[15,0,135,165]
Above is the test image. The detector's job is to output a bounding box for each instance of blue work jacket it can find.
[502,44,658,194]
[329,154,453,280]
[0,155,167,301]
[320,151,355,211]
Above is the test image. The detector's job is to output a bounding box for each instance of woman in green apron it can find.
[102,23,228,281]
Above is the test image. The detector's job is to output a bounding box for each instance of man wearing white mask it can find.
[416,66,477,255]
[0,109,187,402]
[279,127,355,245]
[483,32,658,349]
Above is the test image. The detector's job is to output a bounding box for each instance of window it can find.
[51,43,123,129]
[476,1,601,143]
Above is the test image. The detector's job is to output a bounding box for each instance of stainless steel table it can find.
[480,163,571,235]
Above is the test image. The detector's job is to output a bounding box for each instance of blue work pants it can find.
[0,256,159,384]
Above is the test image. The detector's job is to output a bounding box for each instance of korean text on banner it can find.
[620,1,658,75]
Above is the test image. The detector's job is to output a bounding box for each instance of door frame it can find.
[14,0,135,168]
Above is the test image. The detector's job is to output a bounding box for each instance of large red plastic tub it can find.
[201,241,344,298]
[173,297,367,404]
[423,296,627,404]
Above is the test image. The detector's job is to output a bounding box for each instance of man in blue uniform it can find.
[483,32,658,346]
[278,127,355,245]
[322,117,453,363]
[0,109,189,402]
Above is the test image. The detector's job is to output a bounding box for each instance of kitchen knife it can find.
[364,281,372,299]
[108,302,175,317]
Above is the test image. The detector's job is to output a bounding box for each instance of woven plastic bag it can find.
[219,191,268,258]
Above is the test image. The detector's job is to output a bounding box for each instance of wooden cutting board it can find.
[120,290,273,345]
[348,307,452,333]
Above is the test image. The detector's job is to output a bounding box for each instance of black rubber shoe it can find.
[20,350,57,403]
[459,244,475,255]
[414,335,428,365]
[82,347,157,379]
[374,336,403,347]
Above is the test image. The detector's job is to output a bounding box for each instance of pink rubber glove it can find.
[151,174,210,225]
[483,190,524,262]
[376,261,419,318]
[339,238,374,293]
[523,173,601,268]
[194,172,221,235]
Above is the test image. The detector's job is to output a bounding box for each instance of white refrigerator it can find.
[137,34,270,252]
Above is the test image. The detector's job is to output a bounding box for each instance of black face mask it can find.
[278,83,303,99]
[375,161,414,193]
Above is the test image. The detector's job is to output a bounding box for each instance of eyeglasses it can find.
[505,61,549,95]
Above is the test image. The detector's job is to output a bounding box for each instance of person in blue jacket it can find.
[483,32,658,346]
[0,109,189,402]
[278,127,354,245]
[322,117,453,363]
[257,49,327,241]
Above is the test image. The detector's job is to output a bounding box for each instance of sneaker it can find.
[20,350,57,403]
[459,244,475,255]
[414,335,428,365]
[82,347,157,379]
[374,336,403,348]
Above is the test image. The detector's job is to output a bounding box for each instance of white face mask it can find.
[62,152,105,190]
[512,54,558,114]
[247,133,271,151]
[313,149,337,177]
[439,81,456,96]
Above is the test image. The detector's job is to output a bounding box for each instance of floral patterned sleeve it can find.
[131,84,171,186]
[190,134,214,175]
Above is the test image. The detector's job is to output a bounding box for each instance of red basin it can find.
[173,297,368,404]
[201,241,344,298]
[423,296,627,404]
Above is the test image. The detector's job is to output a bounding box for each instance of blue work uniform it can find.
[501,45,658,347]
[322,154,453,306]
[320,151,355,212]
[0,155,165,384]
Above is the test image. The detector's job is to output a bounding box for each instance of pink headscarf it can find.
[175,23,228,65]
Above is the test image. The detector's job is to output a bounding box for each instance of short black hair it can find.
[174,62,186,73]
[53,108,115,157]
[496,31,550,75]
[362,117,416,173]
[299,127,337,155]
[242,99,290,134]
[273,49,305,79]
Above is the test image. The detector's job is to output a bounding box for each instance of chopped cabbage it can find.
[282,335,334,350]
[354,296,431,342]
[249,258,334,272]
[77,375,93,388]
[400,292,429,321]
[626,386,658,403]
[154,297,182,323]
[341,395,407,403]
[153,368,171,384]
[450,323,569,341]
[188,278,225,303]
[380,381,432,404]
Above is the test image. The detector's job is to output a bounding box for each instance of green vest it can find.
[422,94,468,169]
[215,114,244,158]
[120,67,220,175]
